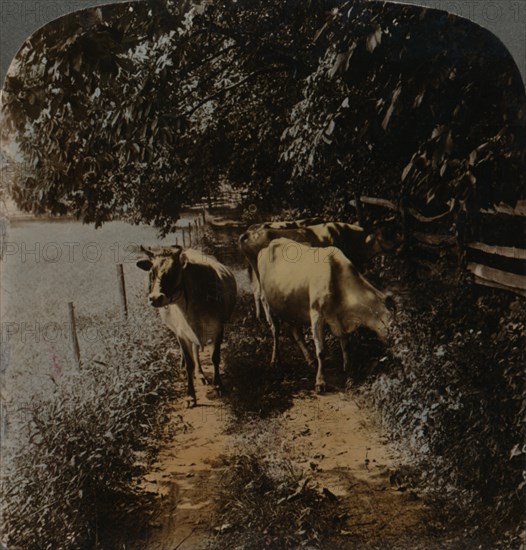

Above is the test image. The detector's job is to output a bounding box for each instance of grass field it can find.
[1,218,198,410]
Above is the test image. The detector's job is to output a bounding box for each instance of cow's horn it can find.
[140,245,154,257]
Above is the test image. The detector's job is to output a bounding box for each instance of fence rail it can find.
[355,196,526,297]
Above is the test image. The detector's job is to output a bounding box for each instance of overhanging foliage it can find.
[1,0,524,230]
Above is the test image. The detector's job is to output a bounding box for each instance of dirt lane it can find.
[137,347,442,550]
[279,392,435,548]
[142,371,230,550]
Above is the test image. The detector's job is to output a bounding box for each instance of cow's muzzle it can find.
[149,293,169,308]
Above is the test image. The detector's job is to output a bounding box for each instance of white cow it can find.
[240,221,396,321]
[257,238,393,392]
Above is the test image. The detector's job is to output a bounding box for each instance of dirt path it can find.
[138,348,439,549]
[142,350,231,550]
[278,392,435,547]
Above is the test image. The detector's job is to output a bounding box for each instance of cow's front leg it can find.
[181,342,197,407]
[193,344,210,385]
[250,267,263,320]
[260,294,273,327]
[310,309,326,393]
[177,337,186,372]
[211,329,224,395]
[340,336,352,373]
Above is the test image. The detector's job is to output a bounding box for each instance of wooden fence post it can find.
[188,222,193,246]
[354,192,365,227]
[202,208,206,225]
[68,302,81,369]
[117,264,128,320]
[182,227,187,247]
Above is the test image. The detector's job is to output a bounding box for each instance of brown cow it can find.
[137,245,237,406]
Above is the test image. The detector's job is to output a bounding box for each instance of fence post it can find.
[188,222,193,246]
[202,208,206,225]
[194,219,199,242]
[117,264,128,320]
[182,227,187,247]
[68,302,81,369]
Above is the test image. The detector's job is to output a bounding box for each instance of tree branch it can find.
[184,65,290,117]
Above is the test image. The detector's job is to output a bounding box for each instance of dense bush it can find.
[1,313,181,549]
[360,256,526,543]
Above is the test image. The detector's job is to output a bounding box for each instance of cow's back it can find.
[258,239,336,324]
[307,223,368,268]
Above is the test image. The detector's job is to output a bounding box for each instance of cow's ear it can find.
[136,259,153,271]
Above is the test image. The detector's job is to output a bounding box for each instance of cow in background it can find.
[239,221,395,321]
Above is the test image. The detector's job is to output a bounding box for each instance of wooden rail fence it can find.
[353,196,526,297]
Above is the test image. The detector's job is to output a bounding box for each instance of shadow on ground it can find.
[221,295,390,426]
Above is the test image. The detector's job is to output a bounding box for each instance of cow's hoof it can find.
[315,383,327,394]
[200,376,210,386]
[186,397,197,408]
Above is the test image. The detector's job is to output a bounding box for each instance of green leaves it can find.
[2,314,180,549]
[1,0,523,227]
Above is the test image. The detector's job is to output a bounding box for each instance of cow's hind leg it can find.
[269,315,281,367]
[181,341,197,407]
[310,309,326,393]
[211,329,224,395]
[193,344,210,385]
[291,326,315,367]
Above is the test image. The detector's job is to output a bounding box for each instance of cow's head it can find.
[239,227,270,262]
[240,226,305,261]
[136,245,188,307]
[365,224,401,257]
